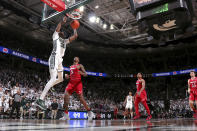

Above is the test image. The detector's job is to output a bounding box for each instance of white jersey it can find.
[4,93,10,112]
[12,86,20,95]
[127,95,133,105]
[20,87,26,94]
[45,99,52,108]
[0,91,4,100]
[4,94,10,103]
[52,31,69,58]
[0,91,4,107]
[126,95,133,109]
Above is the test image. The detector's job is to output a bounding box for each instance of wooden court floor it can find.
[0,118,197,130]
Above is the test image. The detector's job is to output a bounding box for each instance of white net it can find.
[66,9,82,19]
[63,0,76,8]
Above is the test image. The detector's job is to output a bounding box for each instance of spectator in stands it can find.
[57,99,63,109]
[114,106,118,120]
[0,87,4,118]
[11,83,20,96]
[37,108,45,119]
[51,98,58,119]
[20,94,27,119]
[3,89,11,114]
[23,103,31,119]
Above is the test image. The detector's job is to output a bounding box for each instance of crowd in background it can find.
[0,64,193,119]
[150,99,191,119]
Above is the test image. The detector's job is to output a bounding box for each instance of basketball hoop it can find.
[41,0,93,23]
[66,9,82,20]
[64,0,82,19]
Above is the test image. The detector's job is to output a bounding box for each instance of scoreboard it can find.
[129,0,191,21]
[132,0,163,10]
[129,0,176,11]
[137,1,188,20]
[129,0,194,40]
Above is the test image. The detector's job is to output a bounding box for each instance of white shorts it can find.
[49,54,63,73]
[126,104,133,110]
[4,103,9,112]
[0,101,3,107]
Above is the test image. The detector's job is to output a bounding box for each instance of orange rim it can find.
[66,10,82,19]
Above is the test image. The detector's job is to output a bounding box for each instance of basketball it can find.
[70,20,80,29]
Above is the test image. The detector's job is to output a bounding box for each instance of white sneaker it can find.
[20,117,23,120]
[88,111,94,121]
[60,113,70,120]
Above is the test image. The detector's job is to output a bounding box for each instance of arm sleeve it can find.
[64,39,70,44]
[52,31,59,40]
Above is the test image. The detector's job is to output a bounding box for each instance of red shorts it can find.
[135,91,147,102]
[66,80,83,95]
[189,91,197,101]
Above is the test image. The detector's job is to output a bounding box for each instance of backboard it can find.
[41,0,93,23]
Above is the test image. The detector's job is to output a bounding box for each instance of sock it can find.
[190,105,197,114]
[64,110,68,114]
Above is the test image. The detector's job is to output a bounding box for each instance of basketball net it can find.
[66,9,83,19]
[63,0,83,19]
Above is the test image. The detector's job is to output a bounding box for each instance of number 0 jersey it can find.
[70,64,81,81]
[136,79,145,92]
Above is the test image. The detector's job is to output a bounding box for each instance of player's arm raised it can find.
[138,79,145,96]
[188,79,190,94]
[79,64,87,77]
[68,29,78,43]
[56,16,67,32]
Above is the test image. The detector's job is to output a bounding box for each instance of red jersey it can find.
[136,79,145,92]
[114,108,118,114]
[70,64,81,81]
[189,77,197,91]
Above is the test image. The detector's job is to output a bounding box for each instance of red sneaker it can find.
[133,115,141,120]
[146,115,152,120]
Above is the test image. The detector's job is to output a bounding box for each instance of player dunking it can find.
[123,91,134,119]
[60,57,94,120]
[36,16,78,110]
[188,71,197,118]
[134,72,152,120]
